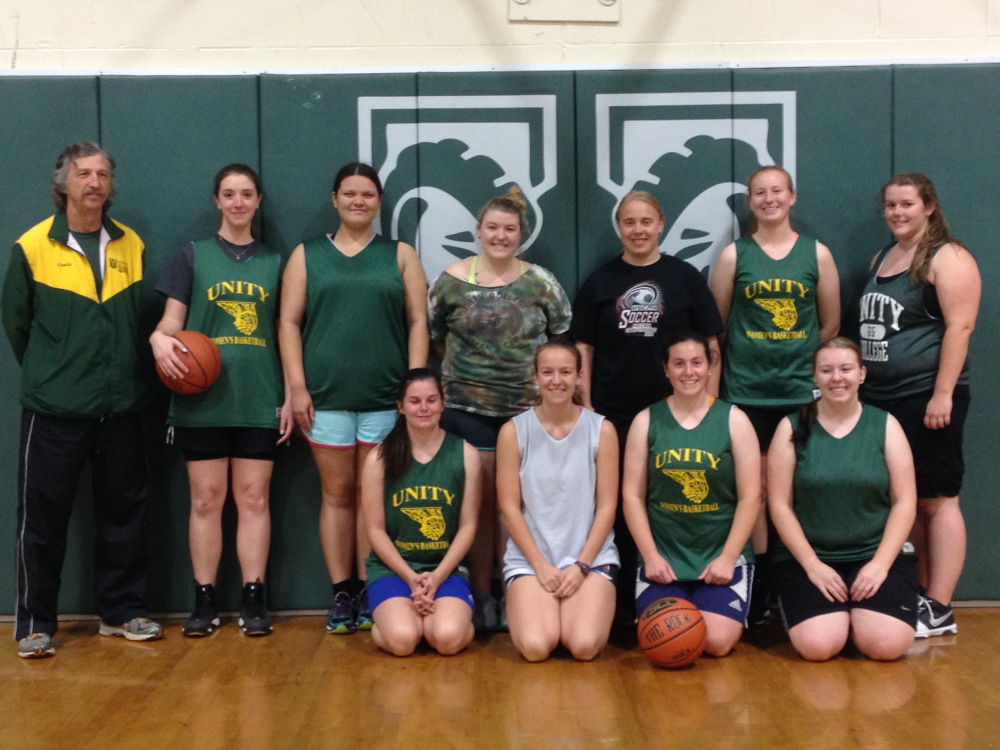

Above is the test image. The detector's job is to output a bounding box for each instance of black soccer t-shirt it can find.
[570,254,724,422]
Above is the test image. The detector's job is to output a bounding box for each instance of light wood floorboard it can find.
[2,610,998,749]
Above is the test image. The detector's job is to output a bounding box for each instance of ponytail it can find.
[880,173,961,283]
[791,400,819,453]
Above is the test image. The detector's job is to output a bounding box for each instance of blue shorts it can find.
[307,409,397,449]
[367,574,474,613]
[635,561,754,625]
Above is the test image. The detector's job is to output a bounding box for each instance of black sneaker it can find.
[183,582,220,637]
[916,594,957,638]
[239,581,273,637]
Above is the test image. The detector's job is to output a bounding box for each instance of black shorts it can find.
[170,425,279,462]
[774,552,918,630]
[736,404,799,452]
[866,385,969,498]
[441,408,511,450]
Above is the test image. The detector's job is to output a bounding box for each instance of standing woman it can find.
[151,164,292,636]
[622,332,761,657]
[361,369,480,656]
[768,338,918,661]
[709,166,841,622]
[280,162,429,634]
[497,340,619,662]
[858,173,980,637]
[571,191,725,618]
[428,187,572,630]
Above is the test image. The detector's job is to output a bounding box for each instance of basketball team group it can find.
[3,141,980,664]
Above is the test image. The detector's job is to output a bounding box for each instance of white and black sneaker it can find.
[916,594,957,638]
[183,582,221,637]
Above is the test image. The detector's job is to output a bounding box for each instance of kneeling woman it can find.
[497,340,619,662]
[623,332,761,657]
[361,369,481,656]
[768,338,918,661]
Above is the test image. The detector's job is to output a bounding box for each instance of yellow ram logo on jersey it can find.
[216,301,259,335]
[400,507,447,541]
[753,298,798,331]
[663,469,709,504]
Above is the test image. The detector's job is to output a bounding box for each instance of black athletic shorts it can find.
[170,425,279,462]
[441,408,511,450]
[774,551,919,630]
[736,404,799,452]
[866,385,969,498]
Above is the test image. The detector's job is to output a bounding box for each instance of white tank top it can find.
[502,407,619,578]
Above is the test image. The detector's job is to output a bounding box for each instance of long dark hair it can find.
[213,163,262,238]
[379,368,444,485]
[881,172,961,283]
[791,337,864,451]
[660,329,715,366]
[332,161,384,196]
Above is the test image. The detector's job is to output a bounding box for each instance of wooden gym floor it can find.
[2,609,999,749]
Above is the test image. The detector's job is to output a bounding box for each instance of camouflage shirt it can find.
[428,264,571,418]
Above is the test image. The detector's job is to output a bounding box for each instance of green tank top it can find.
[169,238,282,428]
[302,235,408,411]
[773,405,891,563]
[859,245,967,400]
[366,431,469,583]
[644,398,753,581]
[721,236,821,406]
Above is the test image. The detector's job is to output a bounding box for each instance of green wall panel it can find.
[574,69,734,288]
[260,73,418,609]
[1,66,999,614]
[733,66,893,339]
[0,77,100,617]
[100,76,261,613]
[894,65,1000,599]
[409,71,577,291]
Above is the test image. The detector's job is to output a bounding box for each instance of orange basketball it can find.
[156,330,222,395]
[637,597,707,668]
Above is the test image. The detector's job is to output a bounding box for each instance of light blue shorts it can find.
[307,409,397,449]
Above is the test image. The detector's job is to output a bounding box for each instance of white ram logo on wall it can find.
[358,95,558,282]
[595,91,797,274]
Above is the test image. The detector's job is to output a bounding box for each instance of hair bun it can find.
[504,185,528,215]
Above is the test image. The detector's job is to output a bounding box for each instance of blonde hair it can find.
[881,173,961,283]
[745,166,795,234]
[478,186,529,238]
[615,190,664,223]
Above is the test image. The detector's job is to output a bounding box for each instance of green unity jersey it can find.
[169,238,282,428]
[721,236,821,406]
[302,235,408,412]
[366,432,469,583]
[644,398,753,581]
[773,405,891,564]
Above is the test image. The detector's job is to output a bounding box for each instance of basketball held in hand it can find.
[638,597,707,668]
[156,330,222,395]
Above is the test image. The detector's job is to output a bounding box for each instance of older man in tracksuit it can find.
[1,141,162,658]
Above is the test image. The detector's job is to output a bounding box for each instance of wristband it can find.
[574,560,591,576]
